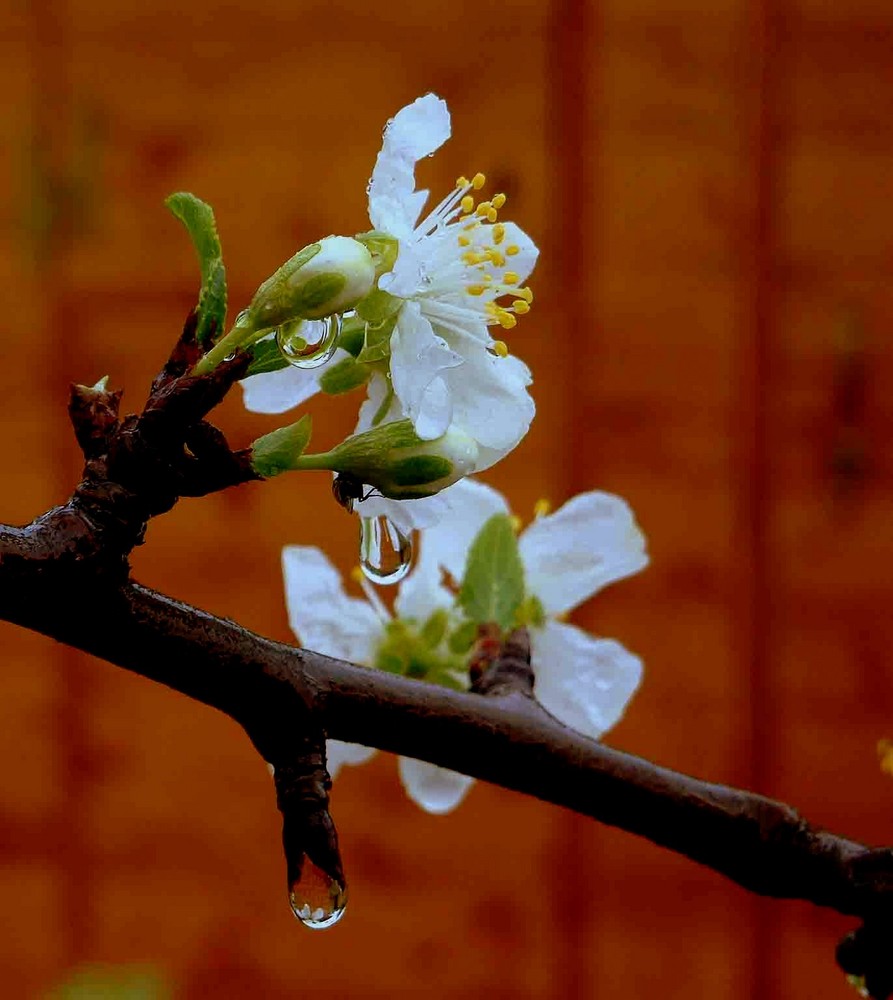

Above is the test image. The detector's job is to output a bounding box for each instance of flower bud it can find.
[299,419,478,499]
[248,236,376,332]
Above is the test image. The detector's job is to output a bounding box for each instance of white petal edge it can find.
[530,621,643,740]
[519,492,648,616]
[282,546,383,663]
[327,740,378,780]
[397,756,475,814]
[241,350,348,414]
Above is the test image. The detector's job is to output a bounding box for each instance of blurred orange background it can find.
[2,0,893,997]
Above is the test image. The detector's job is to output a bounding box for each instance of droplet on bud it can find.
[289,857,348,929]
[277,314,341,369]
[359,515,413,585]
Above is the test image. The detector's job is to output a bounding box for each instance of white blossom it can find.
[282,479,647,814]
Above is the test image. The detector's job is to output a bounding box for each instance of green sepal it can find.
[244,336,289,378]
[250,415,312,478]
[387,455,453,486]
[355,289,402,364]
[165,192,227,346]
[338,314,367,357]
[459,514,526,631]
[318,355,373,395]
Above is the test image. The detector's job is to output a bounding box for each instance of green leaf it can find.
[165,192,227,346]
[458,514,525,631]
[338,313,367,357]
[318,355,373,395]
[420,608,449,648]
[250,415,313,477]
[355,289,402,364]
[447,619,478,654]
[245,336,288,377]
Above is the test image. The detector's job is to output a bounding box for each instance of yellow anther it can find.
[462,251,484,265]
[456,175,470,188]
[466,284,486,296]
[503,271,520,285]
[506,244,520,256]
[533,498,552,518]
[462,221,478,231]
[517,286,533,303]
[475,201,493,218]
[458,235,471,247]
[482,273,493,283]
[486,207,498,223]
[509,514,523,533]
[492,339,509,358]
[492,193,507,209]
[489,249,506,267]
[350,566,365,586]
[493,223,506,245]
[460,195,474,214]
[512,299,530,314]
[498,312,517,330]
[472,172,486,189]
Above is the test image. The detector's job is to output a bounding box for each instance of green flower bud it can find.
[354,230,399,279]
[295,419,478,500]
[248,235,375,332]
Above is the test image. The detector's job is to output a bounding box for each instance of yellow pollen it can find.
[498,312,517,330]
[512,299,530,314]
[486,207,498,222]
[466,284,486,296]
[489,249,506,267]
[492,193,507,209]
[506,244,520,256]
[475,201,493,218]
[493,223,506,244]
[462,221,478,231]
[462,251,484,265]
[509,514,523,533]
[503,271,520,285]
[458,235,471,247]
[492,340,509,357]
[533,498,552,518]
[456,175,470,188]
[460,195,474,214]
[517,287,533,303]
[482,274,493,284]
[472,172,486,189]
[350,566,365,586]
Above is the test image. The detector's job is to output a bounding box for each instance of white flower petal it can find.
[395,478,510,619]
[530,621,642,740]
[241,350,347,414]
[355,373,404,434]
[368,94,451,237]
[414,375,453,440]
[356,490,450,536]
[326,739,377,780]
[519,492,648,615]
[390,302,463,437]
[493,221,539,285]
[397,756,475,814]
[281,546,382,663]
[445,339,535,452]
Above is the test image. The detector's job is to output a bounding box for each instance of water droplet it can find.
[235,308,251,326]
[359,515,413,585]
[289,857,347,929]
[277,314,341,369]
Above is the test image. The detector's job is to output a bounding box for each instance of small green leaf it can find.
[514,593,546,629]
[250,415,312,477]
[458,514,525,631]
[165,192,227,345]
[448,619,478,654]
[318,356,373,395]
[245,336,289,377]
[420,608,449,648]
[338,314,367,357]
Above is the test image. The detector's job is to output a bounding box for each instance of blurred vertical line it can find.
[737,0,783,996]
[28,0,96,967]
[546,0,601,997]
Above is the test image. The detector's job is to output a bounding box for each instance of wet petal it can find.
[356,490,451,536]
[395,478,509,619]
[368,94,451,237]
[390,302,463,438]
[281,546,382,663]
[530,621,642,740]
[241,351,346,414]
[519,492,648,615]
[398,756,475,814]
[327,739,377,780]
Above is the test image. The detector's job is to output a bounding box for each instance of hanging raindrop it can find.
[359,515,413,585]
[289,857,348,929]
[277,314,341,369]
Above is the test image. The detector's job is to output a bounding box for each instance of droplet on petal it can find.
[359,515,413,585]
[277,314,341,369]
[289,857,348,930]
